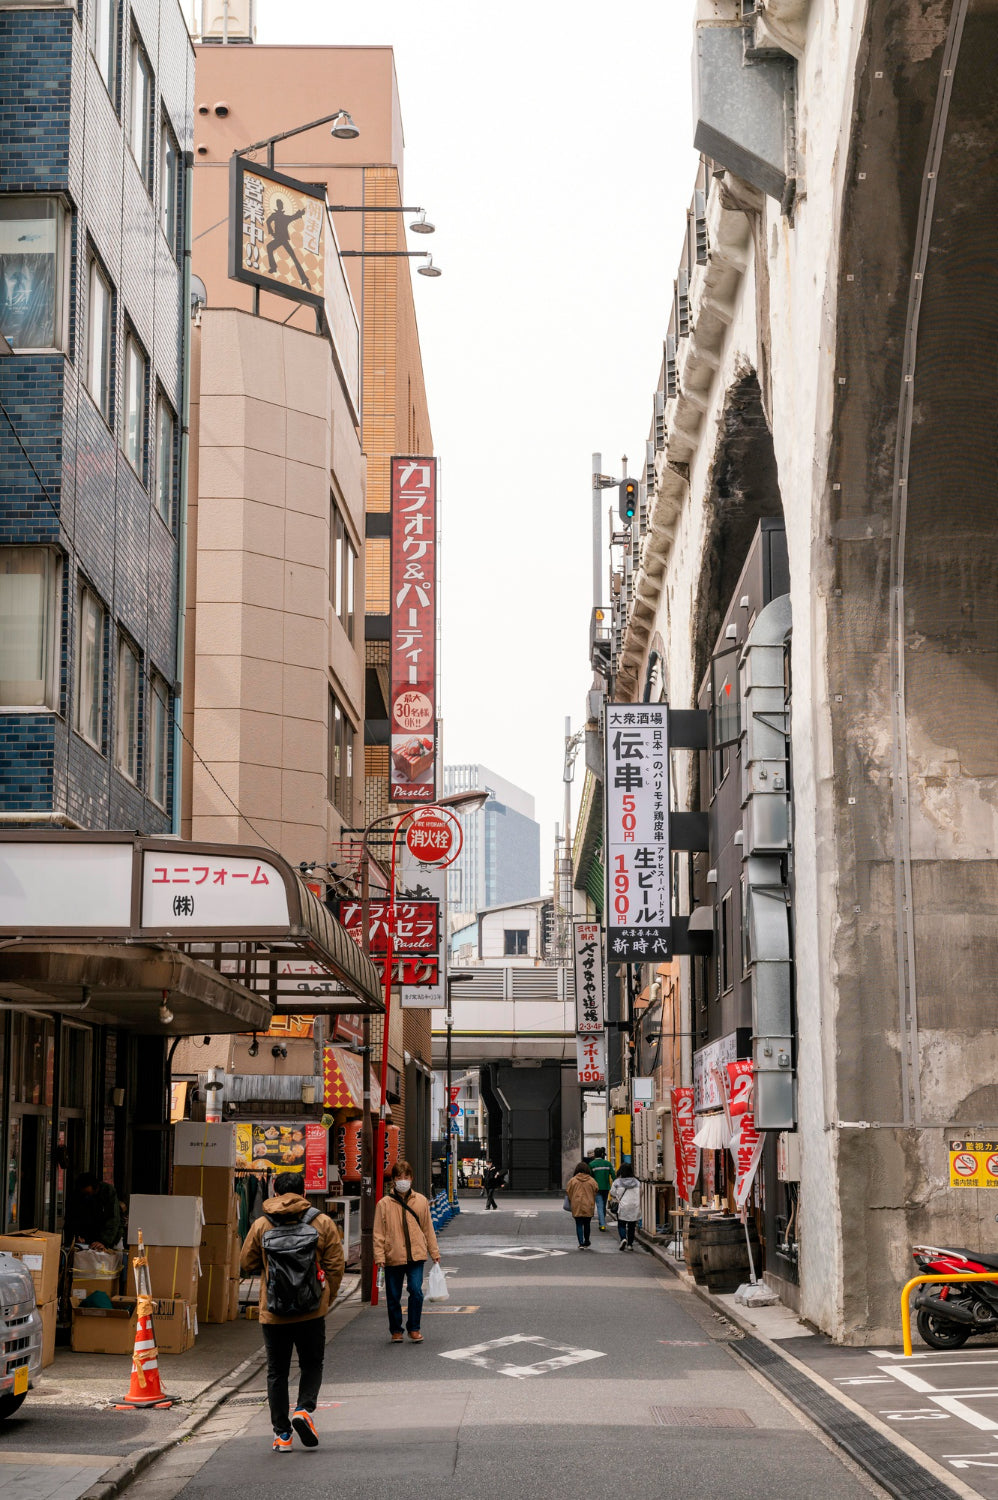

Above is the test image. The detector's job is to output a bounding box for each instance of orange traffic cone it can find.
[116,1293,176,1410]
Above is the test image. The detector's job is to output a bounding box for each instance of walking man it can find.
[483,1160,504,1210]
[240,1171,344,1453]
[589,1145,616,1232]
[373,1160,440,1343]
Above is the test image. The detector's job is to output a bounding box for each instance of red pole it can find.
[370,815,405,1305]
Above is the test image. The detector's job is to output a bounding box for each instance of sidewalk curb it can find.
[639,1234,973,1500]
[77,1282,362,1500]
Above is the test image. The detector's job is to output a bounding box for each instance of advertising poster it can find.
[304,1124,327,1193]
[671,1086,699,1205]
[572,920,605,1033]
[604,705,671,963]
[228,157,326,311]
[389,458,437,802]
[576,1033,607,1086]
[234,1122,309,1171]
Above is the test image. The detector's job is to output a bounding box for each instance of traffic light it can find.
[619,479,637,523]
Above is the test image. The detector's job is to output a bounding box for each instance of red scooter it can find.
[911,1242,998,1348]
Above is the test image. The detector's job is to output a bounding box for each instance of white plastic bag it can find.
[426,1261,449,1302]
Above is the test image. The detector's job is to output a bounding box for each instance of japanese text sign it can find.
[604,705,671,963]
[399,843,446,1006]
[731,1073,764,1212]
[693,1033,738,1112]
[671,1087,699,1205]
[142,852,289,928]
[576,1033,606,1087]
[390,457,437,802]
[405,810,453,864]
[337,899,439,954]
[228,157,326,312]
[572,921,605,1034]
[949,1141,998,1189]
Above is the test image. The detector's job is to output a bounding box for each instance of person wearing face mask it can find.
[372,1160,441,1343]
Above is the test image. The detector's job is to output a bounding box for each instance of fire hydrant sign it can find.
[604,705,671,963]
[576,1034,606,1087]
[949,1140,998,1189]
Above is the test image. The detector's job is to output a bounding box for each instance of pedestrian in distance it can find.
[589,1145,616,1233]
[483,1161,506,1209]
[240,1170,344,1454]
[565,1161,598,1249]
[608,1158,641,1250]
[373,1160,441,1344]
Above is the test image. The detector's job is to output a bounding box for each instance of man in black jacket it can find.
[64,1172,125,1249]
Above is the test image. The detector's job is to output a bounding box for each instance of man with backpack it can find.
[240,1171,344,1453]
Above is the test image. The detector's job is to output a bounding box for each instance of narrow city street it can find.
[116,1199,883,1500]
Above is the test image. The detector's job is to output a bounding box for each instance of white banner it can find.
[572,920,604,1033]
[604,705,671,963]
[576,1033,606,1087]
[398,843,446,1007]
[693,1032,739,1112]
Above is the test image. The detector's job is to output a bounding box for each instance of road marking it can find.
[660,1339,710,1347]
[514,1210,538,1218]
[483,1245,567,1261]
[423,1306,480,1314]
[439,1333,605,1379]
[882,1363,998,1431]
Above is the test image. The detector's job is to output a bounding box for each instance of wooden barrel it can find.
[685,1215,709,1283]
[701,1216,760,1294]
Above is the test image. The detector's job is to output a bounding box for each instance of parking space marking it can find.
[439,1333,605,1379]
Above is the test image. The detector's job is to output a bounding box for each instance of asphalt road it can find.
[121,1197,885,1500]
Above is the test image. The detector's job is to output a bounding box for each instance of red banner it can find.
[671,1086,699,1205]
[304,1123,327,1192]
[390,457,437,802]
[730,1071,765,1212]
[338,899,439,954]
[726,1059,753,1118]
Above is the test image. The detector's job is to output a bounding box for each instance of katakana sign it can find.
[390,457,437,802]
[142,852,289,927]
[337,899,439,954]
[572,921,605,1034]
[604,705,671,963]
[576,1033,606,1087]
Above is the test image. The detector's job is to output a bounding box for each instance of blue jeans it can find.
[574,1216,592,1246]
[595,1190,608,1228]
[384,1260,424,1333]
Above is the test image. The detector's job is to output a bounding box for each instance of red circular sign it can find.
[405,811,454,864]
[953,1152,978,1177]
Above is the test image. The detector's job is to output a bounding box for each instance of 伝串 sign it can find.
[604,705,671,963]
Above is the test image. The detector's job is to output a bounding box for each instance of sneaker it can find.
[273,1433,293,1453]
[619,1241,627,1251]
[292,1409,319,1448]
[598,1225,606,1232]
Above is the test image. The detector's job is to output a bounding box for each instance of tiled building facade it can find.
[0,0,194,829]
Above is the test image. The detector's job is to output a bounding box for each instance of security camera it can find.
[272,1043,288,1060]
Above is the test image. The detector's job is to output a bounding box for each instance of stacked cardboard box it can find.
[0,1229,61,1368]
[127,1193,202,1351]
[71,1296,195,1355]
[173,1123,241,1324]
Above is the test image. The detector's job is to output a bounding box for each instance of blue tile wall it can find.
[0,0,194,829]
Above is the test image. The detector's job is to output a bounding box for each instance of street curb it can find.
[77,1281,362,1500]
[639,1234,973,1500]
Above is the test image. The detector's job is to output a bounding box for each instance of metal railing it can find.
[900,1272,998,1356]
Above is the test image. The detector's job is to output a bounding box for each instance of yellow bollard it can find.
[900,1271,998,1356]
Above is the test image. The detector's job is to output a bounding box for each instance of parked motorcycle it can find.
[911,1241,998,1349]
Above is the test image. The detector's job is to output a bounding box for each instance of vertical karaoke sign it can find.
[604,705,671,963]
[390,457,438,802]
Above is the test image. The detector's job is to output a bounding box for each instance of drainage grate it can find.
[731,1334,963,1500]
[651,1405,754,1428]
[226,1393,266,1406]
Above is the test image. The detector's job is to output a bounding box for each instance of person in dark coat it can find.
[64,1172,125,1250]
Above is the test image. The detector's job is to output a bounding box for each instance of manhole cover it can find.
[651,1406,754,1428]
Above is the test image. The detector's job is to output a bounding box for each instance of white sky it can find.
[255,0,700,869]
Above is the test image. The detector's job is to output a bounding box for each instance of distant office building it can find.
[443,764,540,926]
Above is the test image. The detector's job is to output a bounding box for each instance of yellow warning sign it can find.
[949,1140,998,1189]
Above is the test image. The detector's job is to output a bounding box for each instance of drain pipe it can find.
[172,149,195,836]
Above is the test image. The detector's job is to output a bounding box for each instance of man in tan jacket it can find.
[373,1159,440,1343]
[240,1172,344,1452]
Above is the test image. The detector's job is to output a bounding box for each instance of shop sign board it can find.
[671,1087,699,1205]
[142,852,290,927]
[949,1141,998,1189]
[399,845,446,1007]
[572,921,605,1034]
[604,705,671,963]
[576,1033,606,1087]
[693,1033,739,1112]
[390,457,438,802]
[235,1122,309,1171]
[228,156,326,312]
[405,811,453,864]
[338,899,439,954]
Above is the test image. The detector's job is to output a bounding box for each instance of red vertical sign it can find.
[304,1123,327,1193]
[671,1086,699,1205]
[390,457,437,802]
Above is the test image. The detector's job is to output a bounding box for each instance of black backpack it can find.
[262,1206,323,1318]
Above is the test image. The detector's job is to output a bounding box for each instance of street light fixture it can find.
[234,109,361,169]
[417,255,442,278]
[327,204,436,236]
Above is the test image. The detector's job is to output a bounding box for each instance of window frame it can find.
[159,116,180,253]
[86,257,113,423]
[720,887,733,995]
[120,326,147,476]
[503,929,529,957]
[147,671,170,809]
[128,31,154,192]
[0,196,70,353]
[91,0,119,105]
[75,585,106,750]
[154,390,176,527]
[326,686,355,818]
[329,495,358,643]
[114,632,140,783]
[0,547,62,711]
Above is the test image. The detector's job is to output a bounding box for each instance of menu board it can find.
[235,1121,328,1192]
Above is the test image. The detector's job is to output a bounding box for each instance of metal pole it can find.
[371,817,405,1304]
[359,855,374,1304]
[592,452,602,610]
[445,992,454,1204]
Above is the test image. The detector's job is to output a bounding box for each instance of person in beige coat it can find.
[565,1162,598,1249]
[240,1172,344,1452]
[373,1159,440,1343]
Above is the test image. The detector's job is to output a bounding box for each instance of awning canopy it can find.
[0,832,384,1035]
[322,1046,384,1113]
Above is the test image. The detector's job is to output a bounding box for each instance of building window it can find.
[148,672,169,808]
[720,888,733,994]
[91,0,119,101]
[129,34,153,190]
[0,548,60,709]
[329,497,358,642]
[121,329,146,474]
[154,393,176,526]
[160,120,179,251]
[75,586,105,749]
[0,197,68,351]
[87,259,113,421]
[712,645,741,749]
[327,688,354,817]
[115,634,140,782]
[504,929,529,957]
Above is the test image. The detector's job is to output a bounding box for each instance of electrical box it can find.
[776,1130,800,1182]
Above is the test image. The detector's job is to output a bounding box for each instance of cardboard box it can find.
[196,1263,234,1324]
[40,1298,56,1368]
[71,1296,195,1356]
[0,1230,62,1305]
[72,1274,120,1300]
[129,1194,204,1247]
[174,1122,237,1169]
[200,1223,236,1267]
[151,1297,196,1355]
[172,1166,235,1227]
[129,1243,200,1300]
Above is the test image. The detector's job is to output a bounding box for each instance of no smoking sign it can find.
[949,1140,998,1190]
